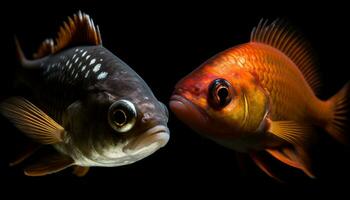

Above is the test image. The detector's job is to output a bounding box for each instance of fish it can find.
[169,19,349,179]
[0,11,170,176]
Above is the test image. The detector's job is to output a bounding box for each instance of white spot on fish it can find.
[68,63,72,69]
[86,55,91,60]
[99,59,103,62]
[97,72,108,80]
[66,60,70,66]
[75,73,78,78]
[93,63,101,72]
[82,51,87,57]
[90,59,96,65]
[78,62,82,67]
[80,49,83,53]
[85,70,90,78]
[73,54,77,59]
[75,57,79,63]
[71,68,75,75]
[75,48,79,52]
[81,65,86,71]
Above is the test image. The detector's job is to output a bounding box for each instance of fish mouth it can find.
[169,94,208,132]
[124,125,170,152]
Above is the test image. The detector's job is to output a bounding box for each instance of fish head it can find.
[170,59,269,141]
[65,72,170,167]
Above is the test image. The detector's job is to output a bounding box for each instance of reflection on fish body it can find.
[170,19,349,180]
[0,11,169,176]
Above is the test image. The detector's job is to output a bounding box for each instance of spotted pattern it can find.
[44,48,109,82]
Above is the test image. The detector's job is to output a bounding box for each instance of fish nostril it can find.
[193,85,201,94]
[176,88,184,93]
[142,113,152,123]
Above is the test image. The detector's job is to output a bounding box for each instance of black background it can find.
[0,1,349,198]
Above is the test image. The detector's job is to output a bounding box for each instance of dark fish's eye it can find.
[208,78,233,109]
[108,100,137,133]
[112,109,127,126]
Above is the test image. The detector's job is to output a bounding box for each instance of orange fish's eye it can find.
[208,78,233,109]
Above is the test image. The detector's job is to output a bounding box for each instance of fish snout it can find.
[169,94,208,132]
[124,125,170,152]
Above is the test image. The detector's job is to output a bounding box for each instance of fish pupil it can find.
[218,87,229,105]
[113,109,127,126]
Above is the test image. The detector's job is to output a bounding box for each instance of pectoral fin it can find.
[267,119,311,145]
[0,97,65,144]
[266,119,315,178]
[24,153,74,176]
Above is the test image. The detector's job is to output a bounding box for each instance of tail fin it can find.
[14,36,28,66]
[325,82,349,144]
[14,36,43,68]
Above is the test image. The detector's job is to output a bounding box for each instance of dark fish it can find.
[0,11,170,176]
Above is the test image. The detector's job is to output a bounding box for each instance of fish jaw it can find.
[59,125,170,167]
[123,125,170,153]
[169,94,209,135]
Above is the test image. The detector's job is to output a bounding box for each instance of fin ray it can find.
[325,82,349,143]
[0,97,65,144]
[33,11,102,59]
[250,19,321,94]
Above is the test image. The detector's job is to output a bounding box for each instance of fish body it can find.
[170,19,349,179]
[1,12,169,176]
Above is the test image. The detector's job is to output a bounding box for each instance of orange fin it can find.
[266,147,315,178]
[250,19,321,94]
[250,152,283,182]
[0,97,65,144]
[72,166,90,177]
[24,153,74,176]
[266,119,315,178]
[9,142,42,166]
[33,39,54,59]
[33,11,102,59]
[325,82,349,144]
[267,120,311,145]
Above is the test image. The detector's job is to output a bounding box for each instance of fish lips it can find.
[169,94,209,133]
[123,125,170,153]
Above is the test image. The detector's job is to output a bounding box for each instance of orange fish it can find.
[170,19,349,179]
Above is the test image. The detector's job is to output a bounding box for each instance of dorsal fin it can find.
[33,11,102,59]
[250,19,321,94]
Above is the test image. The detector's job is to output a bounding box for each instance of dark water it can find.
[0,1,349,198]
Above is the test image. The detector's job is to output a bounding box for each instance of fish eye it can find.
[108,99,137,133]
[208,78,233,109]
